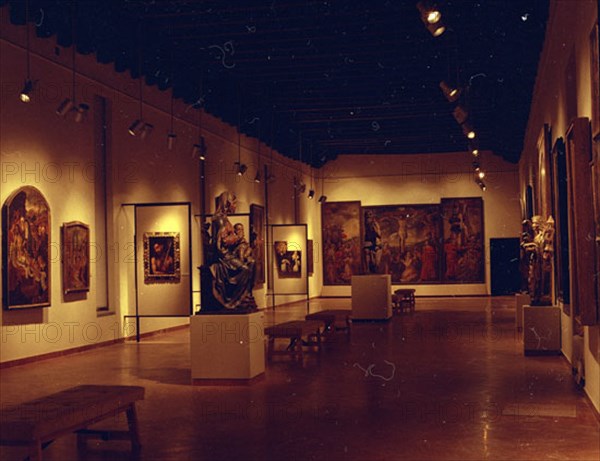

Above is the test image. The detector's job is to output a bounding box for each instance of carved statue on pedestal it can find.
[200,191,257,313]
[521,215,555,305]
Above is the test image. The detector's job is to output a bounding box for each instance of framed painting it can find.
[62,221,90,294]
[441,198,485,283]
[250,204,265,286]
[321,201,362,285]
[307,239,314,275]
[551,138,570,308]
[2,186,51,309]
[143,232,181,284]
[274,241,301,278]
[591,21,600,139]
[537,124,553,220]
[362,204,442,284]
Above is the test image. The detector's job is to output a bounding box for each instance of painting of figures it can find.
[321,201,362,285]
[362,205,442,283]
[441,198,485,283]
[62,221,90,294]
[274,241,301,278]
[250,204,265,286]
[2,186,51,309]
[143,232,181,284]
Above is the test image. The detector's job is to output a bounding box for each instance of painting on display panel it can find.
[143,232,181,284]
[274,241,301,278]
[321,201,362,285]
[250,204,265,286]
[2,186,51,309]
[362,204,442,284]
[441,198,485,283]
[62,221,90,294]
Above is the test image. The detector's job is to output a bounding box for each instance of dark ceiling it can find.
[2,0,549,167]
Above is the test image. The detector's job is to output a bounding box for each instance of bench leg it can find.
[126,404,142,456]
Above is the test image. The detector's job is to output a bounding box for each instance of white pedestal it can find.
[351,274,392,320]
[190,310,265,384]
[515,293,531,331]
[523,305,561,355]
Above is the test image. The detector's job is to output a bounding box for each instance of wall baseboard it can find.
[0,324,189,369]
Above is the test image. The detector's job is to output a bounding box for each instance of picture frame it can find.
[2,186,51,309]
[362,204,442,284]
[441,198,485,283]
[551,138,570,308]
[62,221,90,294]
[250,204,265,286]
[591,22,600,139]
[143,232,181,284]
[274,241,302,278]
[321,201,362,285]
[307,239,314,275]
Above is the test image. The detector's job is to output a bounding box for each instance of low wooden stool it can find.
[264,320,325,362]
[305,309,351,338]
[392,289,416,314]
[0,384,145,461]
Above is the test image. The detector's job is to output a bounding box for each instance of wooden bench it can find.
[392,289,416,314]
[264,320,325,362]
[305,309,351,338]
[0,384,145,461]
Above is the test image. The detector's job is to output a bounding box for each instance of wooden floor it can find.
[1,296,598,461]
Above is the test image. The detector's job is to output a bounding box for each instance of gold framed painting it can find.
[62,221,90,294]
[143,232,181,284]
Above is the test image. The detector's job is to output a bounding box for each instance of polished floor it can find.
[1,296,599,461]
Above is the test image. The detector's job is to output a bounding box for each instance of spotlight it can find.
[236,163,248,176]
[462,123,476,139]
[318,195,327,203]
[477,170,485,179]
[476,179,486,191]
[198,137,207,160]
[254,171,261,183]
[439,81,461,102]
[74,103,89,123]
[19,79,34,103]
[308,189,315,199]
[417,2,445,37]
[56,98,74,116]
[140,123,153,140]
[128,119,144,136]
[167,133,177,151]
[191,143,206,160]
[297,183,306,194]
[469,142,479,156]
[452,106,469,125]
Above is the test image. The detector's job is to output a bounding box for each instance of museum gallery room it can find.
[0,0,599,459]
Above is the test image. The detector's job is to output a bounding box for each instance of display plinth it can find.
[515,293,531,331]
[523,305,561,355]
[190,310,265,384]
[351,274,392,320]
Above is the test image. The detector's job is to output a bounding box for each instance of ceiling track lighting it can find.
[73,103,89,123]
[417,1,446,36]
[20,0,33,103]
[439,81,461,102]
[128,119,144,137]
[254,171,261,183]
[476,178,487,191]
[452,106,469,125]
[167,133,177,151]
[20,79,34,103]
[318,195,327,203]
[308,189,315,199]
[462,123,476,139]
[235,162,248,176]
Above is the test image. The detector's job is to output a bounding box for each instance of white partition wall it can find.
[134,203,192,318]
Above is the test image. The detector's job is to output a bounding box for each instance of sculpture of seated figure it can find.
[201,191,257,312]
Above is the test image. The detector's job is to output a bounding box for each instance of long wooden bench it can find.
[264,320,325,362]
[0,384,145,461]
[305,309,351,338]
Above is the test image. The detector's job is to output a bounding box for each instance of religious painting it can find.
[250,204,265,286]
[2,186,51,309]
[274,241,301,278]
[591,22,600,139]
[362,204,442,284]
[321,201,362,285]
[551,138,570,308]
[62,221,90,294]
[143,232,181,284]
[307,239,314,275]
[441,198,485,283]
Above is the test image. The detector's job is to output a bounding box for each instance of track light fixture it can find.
[235,162,248,176]
[452,106,469,125]
[468,141,479,157]
[308,189,315,199]
[297,182,307,194]
[56,98,74,116]
[140,123,153,140]
[462,123,476,139]
[128,119,144,136]
[20,79,34,103]
[439,81,461,102]
[318,195,327,203]
[476,179,486,191]
[74,103,89,123]
[417,1,445,36]
[167,133,177,151]
[254,171,261,183]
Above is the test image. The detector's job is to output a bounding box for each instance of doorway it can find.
[490,238,521,295]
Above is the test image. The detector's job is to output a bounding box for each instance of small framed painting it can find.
[62,221,90,294]
[143,232,181,284]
